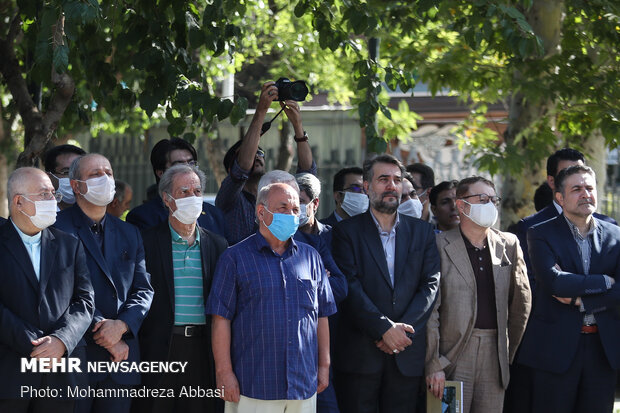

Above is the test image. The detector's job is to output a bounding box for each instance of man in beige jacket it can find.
[425,176,531,413]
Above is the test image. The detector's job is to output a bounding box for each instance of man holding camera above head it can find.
[216,80,316,245]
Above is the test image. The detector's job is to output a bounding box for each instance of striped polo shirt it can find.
[170,224,205,325]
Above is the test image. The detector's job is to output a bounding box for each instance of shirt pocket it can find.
[296,278,317,310]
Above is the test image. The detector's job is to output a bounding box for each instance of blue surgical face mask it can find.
[262,207,299,241]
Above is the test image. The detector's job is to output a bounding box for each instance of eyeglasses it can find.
[20,192,63,202]
[256,149,265,158]
[460,193,502,206]
[171,160,199,167]
[341,185,364,194]
[51,169,70,178]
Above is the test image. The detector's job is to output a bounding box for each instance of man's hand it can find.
[553,296,581,306]
[31,336,66,360]
[107,340,129,362]
[382,323,414,353]
[217,370,240,403]
[93,319,128,349]
[257,82,278,112]
[375,339,394,355]
[426,370,446,399]
[317,365,329,394]
[281,100,303,132]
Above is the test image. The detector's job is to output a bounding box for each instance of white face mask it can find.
[462,200,498,228]
[21,199,57,229]
[81,175,115,206]
[341,192,369,217]
[299,204,310,226]
[168,195,203,225]
[56,177,75,204]
[398,198,423,219]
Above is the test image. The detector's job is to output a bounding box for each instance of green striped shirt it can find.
[170,224,206,325]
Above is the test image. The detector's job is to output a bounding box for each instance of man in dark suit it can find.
[321,166,366,227]
[0,167,94,413]
[55,154,154,413]
[126,138,225,237]
[136,164,228,413]
[505,148,617,413]
[518,165,620,413]
[332,154,441,413]
[515,148,617,278]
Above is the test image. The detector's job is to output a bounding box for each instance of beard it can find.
[370,191,399,214]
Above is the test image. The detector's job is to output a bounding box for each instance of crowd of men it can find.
[1,81,620,413]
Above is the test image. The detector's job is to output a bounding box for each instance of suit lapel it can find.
[1,222,39,292]
[443,229,476,291]
[555,216,585,274]
[156,223,176,310]
[393,218,409,285]
[487,230,506,286]
[73,208,112,280]
[362,212,393,289]
[38,228,58,296]
[199,228,212,299]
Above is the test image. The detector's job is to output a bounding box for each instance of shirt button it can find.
[479,257,482,261]
[479,267,483,271]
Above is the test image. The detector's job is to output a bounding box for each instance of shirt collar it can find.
[254,230,298,256]
[169,222,200,245]
[76,205,107,232]
[369,209,399,235]
[334,211,345,222]
[553,200,563,215]
[563,214,596,240]
[10,218,42,245]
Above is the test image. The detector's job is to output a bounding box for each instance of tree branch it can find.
[15,14,75,166]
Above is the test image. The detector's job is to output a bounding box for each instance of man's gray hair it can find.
[68,154,86,180]
[7,167,40,204]
[257,170,300,198]
[295,172,321,200]
[257,182,298,207]
[68,153,110,181]
[158,164,206,199]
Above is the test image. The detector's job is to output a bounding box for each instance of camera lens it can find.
[288,81,309,101]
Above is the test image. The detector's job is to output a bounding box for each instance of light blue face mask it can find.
[263,207,300,241]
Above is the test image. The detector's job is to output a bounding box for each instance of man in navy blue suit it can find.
[518,165,620,413]
[55,154,154,413]
[0,167,94,413]
[126,138,225,237]
[515,148,617,278]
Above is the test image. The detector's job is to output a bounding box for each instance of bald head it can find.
[69,153,112,181]
[8,167,52,205]
[257,182,300,210]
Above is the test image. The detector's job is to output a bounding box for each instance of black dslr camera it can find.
[275,77,308,101]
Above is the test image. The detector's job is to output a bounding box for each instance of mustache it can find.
[381,191,399,198]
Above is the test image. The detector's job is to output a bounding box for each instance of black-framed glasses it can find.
[51,169,70,178]
[341,185,364,194]
[460,193,502,206]
[20,192,62,202]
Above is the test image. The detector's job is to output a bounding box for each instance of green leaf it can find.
[217,98,234,120]
[380,104,392,120]
[294,0,307,18]
[140,92,160,117]
[183,132,197,144]
[53,44,69,74]
[230,97,249,125]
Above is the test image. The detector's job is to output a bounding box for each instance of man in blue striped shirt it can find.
[137,165,228,413]
[207,182,336,413]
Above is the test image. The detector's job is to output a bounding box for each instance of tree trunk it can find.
[276,121,293,172]
[583,130,607,211]
[501,0,565,229]
[0,15,74,167]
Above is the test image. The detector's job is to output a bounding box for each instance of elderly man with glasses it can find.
[0,167,94,413]
[425,176,531,413]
